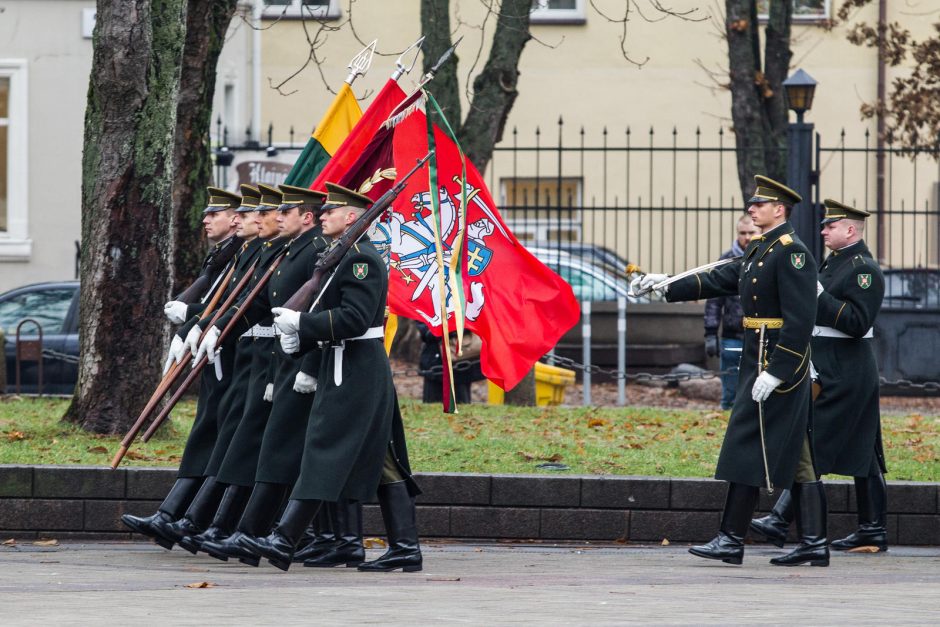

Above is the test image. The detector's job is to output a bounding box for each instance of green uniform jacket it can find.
[176,238,255,478]
[291,238,417,501]
[812,239,886,476]
[667,222,818,488]
[204,237,286,479]
[215,226,329,486]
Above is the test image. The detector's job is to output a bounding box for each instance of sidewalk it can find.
[2,541,938,624]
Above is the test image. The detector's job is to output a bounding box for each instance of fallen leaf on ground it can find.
[2,538,15,546]
[184,581,217,589]
[125,451,152,461]
[540,453,563,462]
[5,430,26,442]
[86,446,108,454]
[613,536,628,544]
[588,418,608,428]
[661,538,670,546]
[426,576,460,582]
[363,537,387,549]
[847,545,880,553]
[33,539,58,547]
[517,451,535,461]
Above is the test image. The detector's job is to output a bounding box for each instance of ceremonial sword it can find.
[628,256,742,298]
[756,324,774,494]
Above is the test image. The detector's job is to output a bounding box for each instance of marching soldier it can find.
[240,183,421,573]
[633,175,825,566]
[751,200,888,552]
[199,184,332,566]
[122,187,243,547]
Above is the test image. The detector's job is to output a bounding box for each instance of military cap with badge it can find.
[278,184,328,211]
[821,199,871,224]
[204,186,241,213]
[747,175,802,207]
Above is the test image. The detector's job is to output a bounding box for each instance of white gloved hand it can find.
[816,281,824,296]
[195,326,221,364]
[280,332,300,355]
[630,273,669,296]
[752,371,784,403]
[263,383,274,402]
[293,371,317,394]
[162,335,187,376]
[163,300,188,325]
[271,307,301,335]
[183,325,203,357]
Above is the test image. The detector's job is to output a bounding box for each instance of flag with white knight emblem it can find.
[858,273,871,289]
[791,253,805,269]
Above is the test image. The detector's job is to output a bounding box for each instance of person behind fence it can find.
[632,175,825,567]
[750,199,889,553]
[705,214,759,410]
[416,321,484,404]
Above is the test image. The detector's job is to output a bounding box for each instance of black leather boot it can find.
[689,482,758,565]
[358,482,422,573]
[239,499,322,571]
[202,482,289,566]
[154,476,227,551]
[831,473,888,552]
[179,484,252,554]
[770,481,830,567]
[304,500,365,567]
[121,477,204,550]
[293,502,337,563]
[749,489,794,548]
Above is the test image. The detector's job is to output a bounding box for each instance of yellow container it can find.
[487,362,576,406]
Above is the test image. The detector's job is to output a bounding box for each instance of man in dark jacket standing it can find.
[751,199,888,552]
[705,214,758,409]
[633,175,823,567]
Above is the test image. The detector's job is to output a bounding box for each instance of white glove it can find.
[163,300,188,325]
[293,371,317,394]
[263,383,274,402]
[280,332,300,355]
[183,325,203,357]
[630,273,669,296]
[162,335,187,376]
[195,326,221,364]
[752,371,783,403]
[816,281,824,296]
[272,307,301,335]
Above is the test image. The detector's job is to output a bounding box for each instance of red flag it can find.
[380,113,580,391]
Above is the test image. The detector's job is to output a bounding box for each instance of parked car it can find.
[0,281,80,394]
[526,246,658,303]
[882,269,940,309]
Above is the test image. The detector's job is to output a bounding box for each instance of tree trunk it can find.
[458,0,532,172]
[504,368,536,406]
[420,0,461,131]
[64,0,187,434]
[171,0,238,294]
[725,0,791,200]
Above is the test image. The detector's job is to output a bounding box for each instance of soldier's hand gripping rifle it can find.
[110,259,259,469]
[174,237,241,304]
[138,253,286,444]
[281,153,434,313]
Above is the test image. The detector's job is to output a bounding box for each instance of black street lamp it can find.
[784,69,822,261]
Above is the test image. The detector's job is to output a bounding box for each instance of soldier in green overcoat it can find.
[240,183,421,573]
[751,200,889,552]
[634,175,826,566]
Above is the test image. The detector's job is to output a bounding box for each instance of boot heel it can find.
[344,561,364,567]
[402,564,423,572]
[721,556,743,565]
[239,556,260,567]
[810,559,829,567]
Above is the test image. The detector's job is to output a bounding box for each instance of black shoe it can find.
[294,502,338,563]
[120,477,205,550]
[153,516,203,550]
[749,489,793,548]
[688,482,758,566]
[358,483,422,573]
[179,525,229,555]
[831,473,888,552]
[121,511,177,550]
[770,481,830,567]
[304,500,364,568]
[239,499,322,572]
[202,531,259,567]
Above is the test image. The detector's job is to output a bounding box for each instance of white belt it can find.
[812,325,873,339]
[241,324,276,338]
[333,326,384,386]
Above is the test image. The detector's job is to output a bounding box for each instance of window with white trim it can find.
[0,59,30,260]
[530,0,586,24]
[758,0,831,22]
[262,0,341,20]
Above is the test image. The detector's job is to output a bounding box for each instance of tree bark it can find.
[420,0,461,131]
[725,0,791,200]
[64,0,187,434]
[171,0,238,294]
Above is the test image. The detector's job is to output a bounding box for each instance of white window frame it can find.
[530,0,586,25]
[260,0,341,20]
[758,0,831,23]
[0,59,30,261]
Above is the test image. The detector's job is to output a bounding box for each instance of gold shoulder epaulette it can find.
[779,234,793,246]
[354,243,360,253]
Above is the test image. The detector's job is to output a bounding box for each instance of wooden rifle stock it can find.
[110,259,255,469]
[139,254,284,443]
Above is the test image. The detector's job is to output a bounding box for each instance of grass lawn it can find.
[1,396,939,481]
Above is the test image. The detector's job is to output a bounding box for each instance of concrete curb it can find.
[1,465,938,544]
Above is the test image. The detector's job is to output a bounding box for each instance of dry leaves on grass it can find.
[363,537,387,549]
[184,581,217,589]
[516,451,563,462]
[87,446,108,454]
[5,430,26,442]
[33,539,58,547]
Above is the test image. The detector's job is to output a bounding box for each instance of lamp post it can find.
[784,69,822,261]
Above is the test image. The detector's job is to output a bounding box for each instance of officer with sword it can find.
[632,175,824,566]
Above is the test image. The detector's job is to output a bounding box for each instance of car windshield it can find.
[0,288,75,336]
[883,271,940,309]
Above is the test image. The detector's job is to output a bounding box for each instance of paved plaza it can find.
[1,541,939,624]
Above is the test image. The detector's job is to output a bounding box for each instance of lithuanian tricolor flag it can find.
[283,83,362,187]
